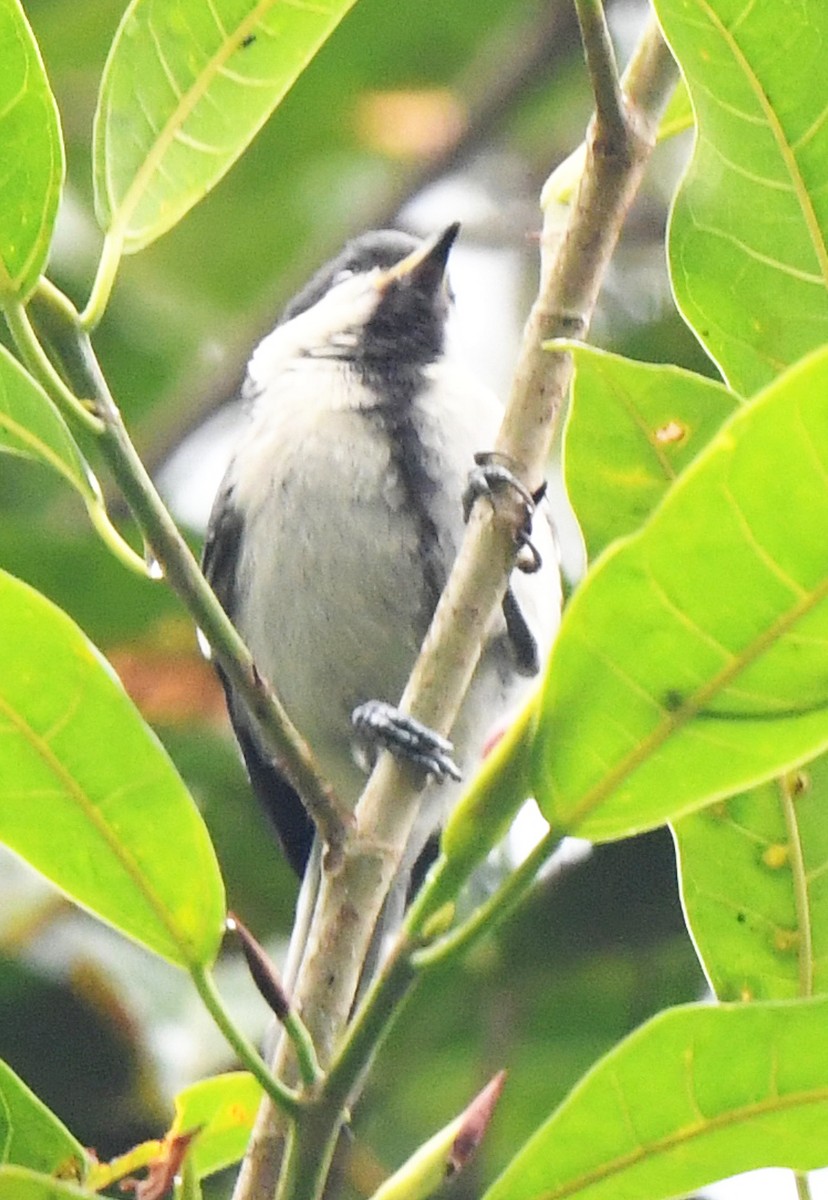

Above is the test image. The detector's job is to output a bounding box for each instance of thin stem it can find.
[4,289,152,576]
[190,965,303,1118]
[794,1173,813,1200]
[573,0,627,145]
[302,828,562,1186]
[780,772,814,1200]
[16,284,350,856]
[411,828,562,970]
[320,939,417,1115]
[84,496,152,576]
[176,1156,203,1200]
[622,11,679,120]
[275,1105,341,1200]
[3,298,103,434]
[283,1010,323,1088]
[80,229,124,330]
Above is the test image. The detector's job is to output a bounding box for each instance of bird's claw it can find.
[351,700,461,782]
[463,451,544,574]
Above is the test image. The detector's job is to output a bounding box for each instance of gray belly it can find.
[234,404,462,803]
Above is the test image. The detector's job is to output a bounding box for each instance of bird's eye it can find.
[332,267,355,285]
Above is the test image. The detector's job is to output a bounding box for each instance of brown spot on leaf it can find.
[654,419,687,445]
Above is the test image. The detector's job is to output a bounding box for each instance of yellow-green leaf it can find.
[0,344,96,502]
[534,346,828,840]
[93,0,359,254]
[0,570,225,967]
[484,997,828,1200]
[0,0,64,301]
[658,0,828,393]
[173,1073,263,1179]
[0,1062,87,1182]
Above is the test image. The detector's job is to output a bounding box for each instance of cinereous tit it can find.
[203,223,562,909]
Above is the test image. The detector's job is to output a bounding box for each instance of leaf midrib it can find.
[104,0,278,241]
[529,1071,828,1200]
[0,681,193,964]
[562,529,828,833]
[696,0,828,286]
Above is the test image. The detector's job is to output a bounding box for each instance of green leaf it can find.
[0,344,97,503]
[0,1167,95,1199]
[0,1062,87,1181]
[533,346,828,841]
[674,754,828,1002]
[0,0,64,301]
[483,996,828,1200]
[93,0,359,254]
[563,347,738,560]
[172,1073,262,1179]
[657,0,828,394]
[0,570,225,967]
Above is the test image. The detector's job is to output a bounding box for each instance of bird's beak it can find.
[377,222,460,293]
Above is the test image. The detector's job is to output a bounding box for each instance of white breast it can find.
[226,349,561,824]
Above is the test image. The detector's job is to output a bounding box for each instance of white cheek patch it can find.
[249,273,382,390]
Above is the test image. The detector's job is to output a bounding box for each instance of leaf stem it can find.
[80,229,124,330]
[283,1010,323,1088]
[411,827,562,970]
[190,965,303,1118]
[3,297,103,434]
[85,496,152,576]
[794,1172,814,1200]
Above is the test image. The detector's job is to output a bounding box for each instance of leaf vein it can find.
[696,0,828,286]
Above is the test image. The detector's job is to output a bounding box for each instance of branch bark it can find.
[233,8,677,1200]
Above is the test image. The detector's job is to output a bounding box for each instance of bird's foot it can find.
[463,451,544,574]
[351,701,461,782]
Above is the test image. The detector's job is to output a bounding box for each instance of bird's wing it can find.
[202,488,315,875]
[201,484,244,616]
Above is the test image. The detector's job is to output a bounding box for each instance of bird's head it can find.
[251,225,461,383]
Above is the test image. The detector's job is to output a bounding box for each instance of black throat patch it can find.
[359,359,448,635]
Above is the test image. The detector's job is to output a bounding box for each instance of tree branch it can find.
[573,0,626,148]
[233,9,677,1200]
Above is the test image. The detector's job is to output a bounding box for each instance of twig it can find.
[229,913,323,1087]
[573,0,626,148]
[7,284,351,861]
[4,295,104,434]
[233,9,678,1200]
[190,966,302,1117]
[410,828,562,970]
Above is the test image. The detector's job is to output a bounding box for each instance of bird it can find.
[202,223,562,920]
